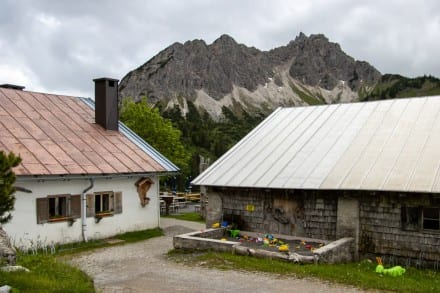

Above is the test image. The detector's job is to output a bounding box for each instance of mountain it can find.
[119,33,381,119]
[118,33,440,180]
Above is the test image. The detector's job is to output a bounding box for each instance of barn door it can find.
[336,197,359,260]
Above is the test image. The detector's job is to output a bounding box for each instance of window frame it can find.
[48,194,69,219]
[94,191,114,216]
[36,194,81,224]
[86,191,123,218]
[422,207,440,230]
[401,205,440,232]
[401,205,421,231]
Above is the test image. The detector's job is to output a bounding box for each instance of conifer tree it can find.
[0,151,21,224]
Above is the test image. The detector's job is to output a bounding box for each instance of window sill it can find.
[49,216,71,223]
[95,212,114,223]
[95,212,114,218]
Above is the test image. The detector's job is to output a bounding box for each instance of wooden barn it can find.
[193,96,440,268]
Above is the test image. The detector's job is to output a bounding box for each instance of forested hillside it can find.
[160,101,265,178]
[361,74,440,101]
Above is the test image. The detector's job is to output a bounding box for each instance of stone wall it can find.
[314,237,354,264]
[173,228,237,252]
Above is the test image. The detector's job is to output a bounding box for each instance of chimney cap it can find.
[93,77,119,82]
[0,84,25,90]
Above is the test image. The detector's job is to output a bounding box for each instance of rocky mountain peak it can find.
[213,34,237,45]
[119,33,381,118]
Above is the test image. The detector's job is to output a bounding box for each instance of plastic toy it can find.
[278,244,289,252]
[265,234,274,240]
[212,222,220,228]
[229,229,240,238]
[375,257,406,277]
[263,238,270,246]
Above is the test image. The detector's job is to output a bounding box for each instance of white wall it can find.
[3,176,160,249]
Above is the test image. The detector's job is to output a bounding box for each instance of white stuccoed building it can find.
[0,78,178,249]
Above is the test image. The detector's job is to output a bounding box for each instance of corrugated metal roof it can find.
[0,88,179,176]
[192,96,440,193]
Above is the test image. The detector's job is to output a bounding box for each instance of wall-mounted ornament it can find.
[135,177,154,207]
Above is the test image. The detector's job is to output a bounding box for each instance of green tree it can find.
[120,97,191,173]
[0,151,21,224]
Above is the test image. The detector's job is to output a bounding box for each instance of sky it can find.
[1,0,440,98]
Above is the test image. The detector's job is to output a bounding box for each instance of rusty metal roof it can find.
[0,87,179,176]
[192,96,440,193]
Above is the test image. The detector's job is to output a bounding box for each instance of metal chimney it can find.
[93,77,119,131]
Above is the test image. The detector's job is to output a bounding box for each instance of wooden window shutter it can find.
[86,193,95,217]
[70,194,81,219]
[114,191,123,214]
[36,198,49,224]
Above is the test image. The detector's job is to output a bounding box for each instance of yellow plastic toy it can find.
[278,244,289,252]
[211,222,220,228]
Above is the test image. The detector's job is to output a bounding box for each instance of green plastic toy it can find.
[229,229,240,238]
[375,257,406,277]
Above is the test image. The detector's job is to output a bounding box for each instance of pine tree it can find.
[0,151,21,224]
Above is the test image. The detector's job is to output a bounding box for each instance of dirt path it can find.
[69,218,365,293]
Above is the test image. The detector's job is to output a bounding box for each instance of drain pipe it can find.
[81,178,94,242]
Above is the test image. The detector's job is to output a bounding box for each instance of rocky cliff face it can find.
[119,33,381,118]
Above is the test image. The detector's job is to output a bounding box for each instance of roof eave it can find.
[16,170,179,182]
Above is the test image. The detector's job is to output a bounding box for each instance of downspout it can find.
[81,178,94,242]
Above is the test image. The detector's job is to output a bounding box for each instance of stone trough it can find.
[173,228,354,264]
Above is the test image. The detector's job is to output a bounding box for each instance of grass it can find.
[289,82,324,105]
[0,253,95,293]
[56,228,163,255]
[168,250,440,292]
[1,228,164,292]
[162,212,205,223]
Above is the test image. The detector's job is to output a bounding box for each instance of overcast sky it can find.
[1,0,439,98]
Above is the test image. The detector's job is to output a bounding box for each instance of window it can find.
[95,192,113,214]
[401,206,440,231]
[86,191,122,217]
[49,196,67,218]
[423,207,440,230]
[401,206,420,231]
[36,194,81,224]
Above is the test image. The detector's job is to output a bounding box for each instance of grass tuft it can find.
[1,228,164,292]
[172,251,440,292]
[162,212,205,223]
[0,253,95,293]
[117,228,163,243]
[56,228,164,255]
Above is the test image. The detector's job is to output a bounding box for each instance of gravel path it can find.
[69,218,365,293]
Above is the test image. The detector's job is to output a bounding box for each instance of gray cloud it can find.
[1,0,439,98]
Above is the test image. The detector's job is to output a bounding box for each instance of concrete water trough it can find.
[173,228,354,264]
